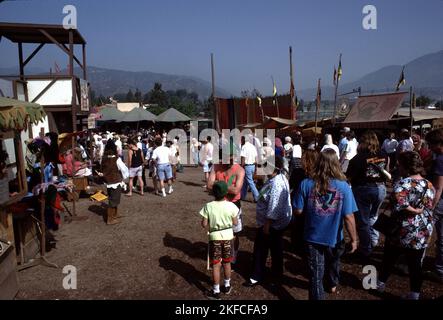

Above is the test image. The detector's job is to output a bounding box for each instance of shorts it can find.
[129,166,143,178]
[203,161,213,173]
[107,185,122,208]
[157,163,173,181]
[209,240,232,265]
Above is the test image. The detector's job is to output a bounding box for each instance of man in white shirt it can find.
[151,137,174,197]
[340,131,358,173]
[202,136,214,188]
[241,135,259,202]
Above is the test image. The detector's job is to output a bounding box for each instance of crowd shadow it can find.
[163,232,207,261]
[158,255,211,294]
[88,204,107,222]
[180,180,206,188]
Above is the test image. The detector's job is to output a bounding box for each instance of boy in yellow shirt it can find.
[200,181,239,300]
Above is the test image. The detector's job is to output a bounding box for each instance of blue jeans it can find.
[241,164,259,201]
[353,184,386,257]
[435,199,443,277]
[306,241,346,300]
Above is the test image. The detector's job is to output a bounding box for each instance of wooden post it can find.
[314,78,321,146]
[211,53,220,133]
[18,42,24,81]
[69,30,77,216]
[289,46,295,121]
[409,86,413,136]
[82,44,87,80]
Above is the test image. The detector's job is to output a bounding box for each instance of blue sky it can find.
[1,0,443,95]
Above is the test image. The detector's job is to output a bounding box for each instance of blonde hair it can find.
[358,131,379,155]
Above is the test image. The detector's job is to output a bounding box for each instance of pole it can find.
[409,86,413,136]
[314,78,321,147]
[289,46,295,120]
[332,53,342,127]
[69,30,77,216]
[211,53,219,133]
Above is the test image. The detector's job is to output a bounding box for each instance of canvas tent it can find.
[117,107,157,122]
[156,108,191,123]
[97,105,125,122]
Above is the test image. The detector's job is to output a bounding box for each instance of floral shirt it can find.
[392,177,435,250]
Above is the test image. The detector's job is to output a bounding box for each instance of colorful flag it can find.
[333,66,337,86]
[316,79,321,106]
[396,66,406,91]
[257,96,262,107]
[337,57,342,81]
[272,79,277,106]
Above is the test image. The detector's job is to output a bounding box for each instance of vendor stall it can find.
[0,97,55,299]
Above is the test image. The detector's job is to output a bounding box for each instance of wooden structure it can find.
[0,22,89,134]
[0,98,47,299]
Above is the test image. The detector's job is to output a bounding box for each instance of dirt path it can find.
[15,167,443,300]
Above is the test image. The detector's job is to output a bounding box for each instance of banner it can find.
[343,92,407,124]
[80,79,90,112]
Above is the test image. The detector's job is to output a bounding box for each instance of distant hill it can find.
[82,66,231,99]
[300,50,443,101]
[0,66,231,100]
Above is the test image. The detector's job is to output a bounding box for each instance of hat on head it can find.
[285,136,292,142]
[213,181,228,199]
[341,127,350,133]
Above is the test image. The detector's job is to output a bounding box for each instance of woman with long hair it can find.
[377,151,435,299]
[290,149,319,256]
[293,149,358,300]
[99,140,129,225]
[347,131,388,261]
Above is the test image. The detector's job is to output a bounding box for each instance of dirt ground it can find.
[15,167,443,300]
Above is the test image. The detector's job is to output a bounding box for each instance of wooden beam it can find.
[31,78,57,103]
[62,44,83,70]
[23,43,45,67]
[39,29,70,56]
[18,42,24,80]
[82,44,87,80]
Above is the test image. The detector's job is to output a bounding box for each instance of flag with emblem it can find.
[333,66,337,86]
[396,66,406,91]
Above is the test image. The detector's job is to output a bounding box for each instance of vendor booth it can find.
[0,97,61,299]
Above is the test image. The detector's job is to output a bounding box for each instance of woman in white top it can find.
[321,134,340,159]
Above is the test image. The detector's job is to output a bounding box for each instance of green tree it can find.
[126,89,135,102]
[134,88,142,103]
[416,95,432,107]
[148,83,168,107]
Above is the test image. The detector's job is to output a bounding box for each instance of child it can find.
[200,181,239,300]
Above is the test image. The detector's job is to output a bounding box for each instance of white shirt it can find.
[241,142,258,165]
[284,143,293,153]
[344,138,358,160]
[115,140,122,156]
[152,146,171,165]
[321,144,340,159]
[205,142,214,162]
[292,145,302,158]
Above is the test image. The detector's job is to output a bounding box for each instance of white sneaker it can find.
[161,189,166,197]
[167,186,173,194]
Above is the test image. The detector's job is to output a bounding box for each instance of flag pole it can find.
[211,53,219,133]
[409,86,413,136]
[332,53,342,127]
[289,46,295,121]
[314,78,321,147]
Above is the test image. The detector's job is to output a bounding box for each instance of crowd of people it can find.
[199,127,443,300]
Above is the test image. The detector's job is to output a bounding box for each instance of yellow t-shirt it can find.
[199,200,239,241]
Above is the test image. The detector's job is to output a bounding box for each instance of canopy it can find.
[117,107,157,122]
[97,105,125,121]
[0,97,46,131]
[260,116,297,129]
[156,108,191,123]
